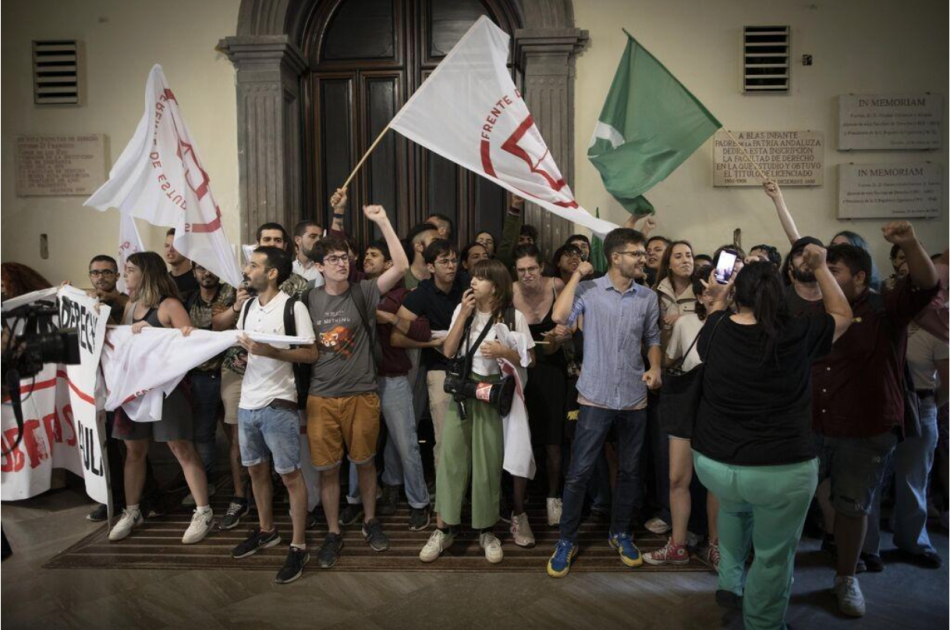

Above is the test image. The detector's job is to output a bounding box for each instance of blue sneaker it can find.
[609,532,643,568]
[547,539,576,578]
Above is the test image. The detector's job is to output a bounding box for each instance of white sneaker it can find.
[510,512,536,547]
[420,528,455,563]
[182,508,214,544]
[108,507,143,542]
[686,531,700,548]
[181,484,216,506]
[480,531,504,564]
[645,517,671,535]
[833,575,866,617]
[546,497,563,527]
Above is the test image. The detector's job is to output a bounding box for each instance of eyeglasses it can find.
[323,255,350,266]
[616,251,646,259]
[435,258,459,268]
[89,270,117,278]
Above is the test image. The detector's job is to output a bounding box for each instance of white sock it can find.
[291,542,306,551]
[196,505,212,515]
[127,504,140,514]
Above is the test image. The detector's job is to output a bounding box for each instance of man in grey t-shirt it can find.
[304,203,408,569]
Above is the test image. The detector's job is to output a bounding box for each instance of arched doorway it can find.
[220,0,586,252]
[302,0,520,245]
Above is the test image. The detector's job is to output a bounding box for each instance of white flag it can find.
[389,17,618,237]
[84,65,243,287]
[116,213,145,293]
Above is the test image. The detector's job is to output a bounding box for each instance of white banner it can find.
[389,17,618,237]
[117,213,145,293]
[84,64,243,288]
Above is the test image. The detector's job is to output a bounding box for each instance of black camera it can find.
[444,365,516,420]
[2,302,81,381]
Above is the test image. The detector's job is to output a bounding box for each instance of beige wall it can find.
[1,0,241,287]
[574,0,949,266]
[3,0,947,289]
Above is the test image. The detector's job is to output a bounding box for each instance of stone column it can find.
[218,35,306,244]
[516,27,589,252]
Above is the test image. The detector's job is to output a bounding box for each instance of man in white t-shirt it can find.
[230,246,317,585]
[292,219,326,286]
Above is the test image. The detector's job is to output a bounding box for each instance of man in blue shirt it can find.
[547,228,662,577]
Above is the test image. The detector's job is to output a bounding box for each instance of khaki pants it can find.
[426,370,451,469]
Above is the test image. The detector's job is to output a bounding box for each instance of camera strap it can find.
[459,312,496,382]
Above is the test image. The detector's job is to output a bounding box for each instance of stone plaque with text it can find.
[838,163,942,219]
[838,94,942,151]
[15,134,106,197]
[714,130,823,187]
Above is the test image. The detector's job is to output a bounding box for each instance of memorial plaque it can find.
[15,134,106,196]
[714,130,823,187]
[838,94,942,151]
[838,163,942,219]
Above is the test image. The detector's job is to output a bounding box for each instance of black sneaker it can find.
[220,498,250,531]
[318,533,344,569]
[860,553,884,573]
[362,519,391,551]
[900,549,944,569]
[275,546,310,584]
[86,504,109,522]
[378,485,399,517]
[338,504,363,526]
[409,506,431,531]
[231,527,281,559]
[306,508,323,530]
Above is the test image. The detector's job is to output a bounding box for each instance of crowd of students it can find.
[1,180,946,629]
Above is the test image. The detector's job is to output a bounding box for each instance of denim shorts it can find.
[815,431,898,518]
[238,404,301,474]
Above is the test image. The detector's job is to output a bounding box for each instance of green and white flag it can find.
[588,33,721,218]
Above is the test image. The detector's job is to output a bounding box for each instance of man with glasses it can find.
[305,205,408,569]
[547,228,662,577]
[87,255,128,325]
[396,240,464,471]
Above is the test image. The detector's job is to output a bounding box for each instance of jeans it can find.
[647,394,671,523]
[238,405,301,474]
[190,370,222,478]
[893,396,939,554]
[559,405,647,542]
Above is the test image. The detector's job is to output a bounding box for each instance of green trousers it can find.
[434,375,504,529]
[693,451,818,630]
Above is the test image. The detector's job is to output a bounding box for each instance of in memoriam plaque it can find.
[838,163,942,219]
[838,94,942,151]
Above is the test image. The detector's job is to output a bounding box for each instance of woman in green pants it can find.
[691,246,852,630]
[419,258,535,564]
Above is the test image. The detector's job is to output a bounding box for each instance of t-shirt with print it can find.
[449,306,535,377]
[237,290,315,410]
[308,279,381,398]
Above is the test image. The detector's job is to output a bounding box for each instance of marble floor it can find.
[1,488,947,630]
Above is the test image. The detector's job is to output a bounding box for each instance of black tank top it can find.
[527,283,565,367]
[131,297,169,328]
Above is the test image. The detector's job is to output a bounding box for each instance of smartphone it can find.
[714,249,739,284]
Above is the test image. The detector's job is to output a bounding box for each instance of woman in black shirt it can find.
[691,247,851,630]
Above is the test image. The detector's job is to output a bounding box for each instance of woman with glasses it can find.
[551,243,583,286]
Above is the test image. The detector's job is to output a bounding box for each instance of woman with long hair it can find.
[0,262,52,299]
[419,258,535,565]
[691,251,852,630]
[108,251,214,545]
[644,266,720,568]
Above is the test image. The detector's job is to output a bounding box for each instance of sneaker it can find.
[645,517,671,535]
[181,484,216,506]
[408,506,431,532]
[86,504,109,522]
[510,512,536,548]
[362,519,390,552]
[609,532,643,568]
[833,575,866,617]
[715,589,743,610]
[220,499,250,531]
[899,549,943,569]
[705,542,720,571]
[479,531,504,563]
[643,538,689,566]
[143,498,166,519]
[547,539,576,578]
[232,527,281,558]
[182,508,214,544]
[275,546,309,584]
[420,528,455,562]
[108,507,143,542]
[378,485,399,517]
[338,504,363,526]
[686,531,700,548]
[546,497,563,527]
[317,533,344,569]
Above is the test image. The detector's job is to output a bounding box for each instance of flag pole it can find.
[342,124,392,189]
[723,129,770,182]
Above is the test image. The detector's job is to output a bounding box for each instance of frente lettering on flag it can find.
[84,65,243,288]
[388,16,617,238]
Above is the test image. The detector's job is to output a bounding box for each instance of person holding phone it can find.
[690,247,852,630]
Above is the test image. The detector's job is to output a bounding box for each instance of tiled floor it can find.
[1,488,947,629]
